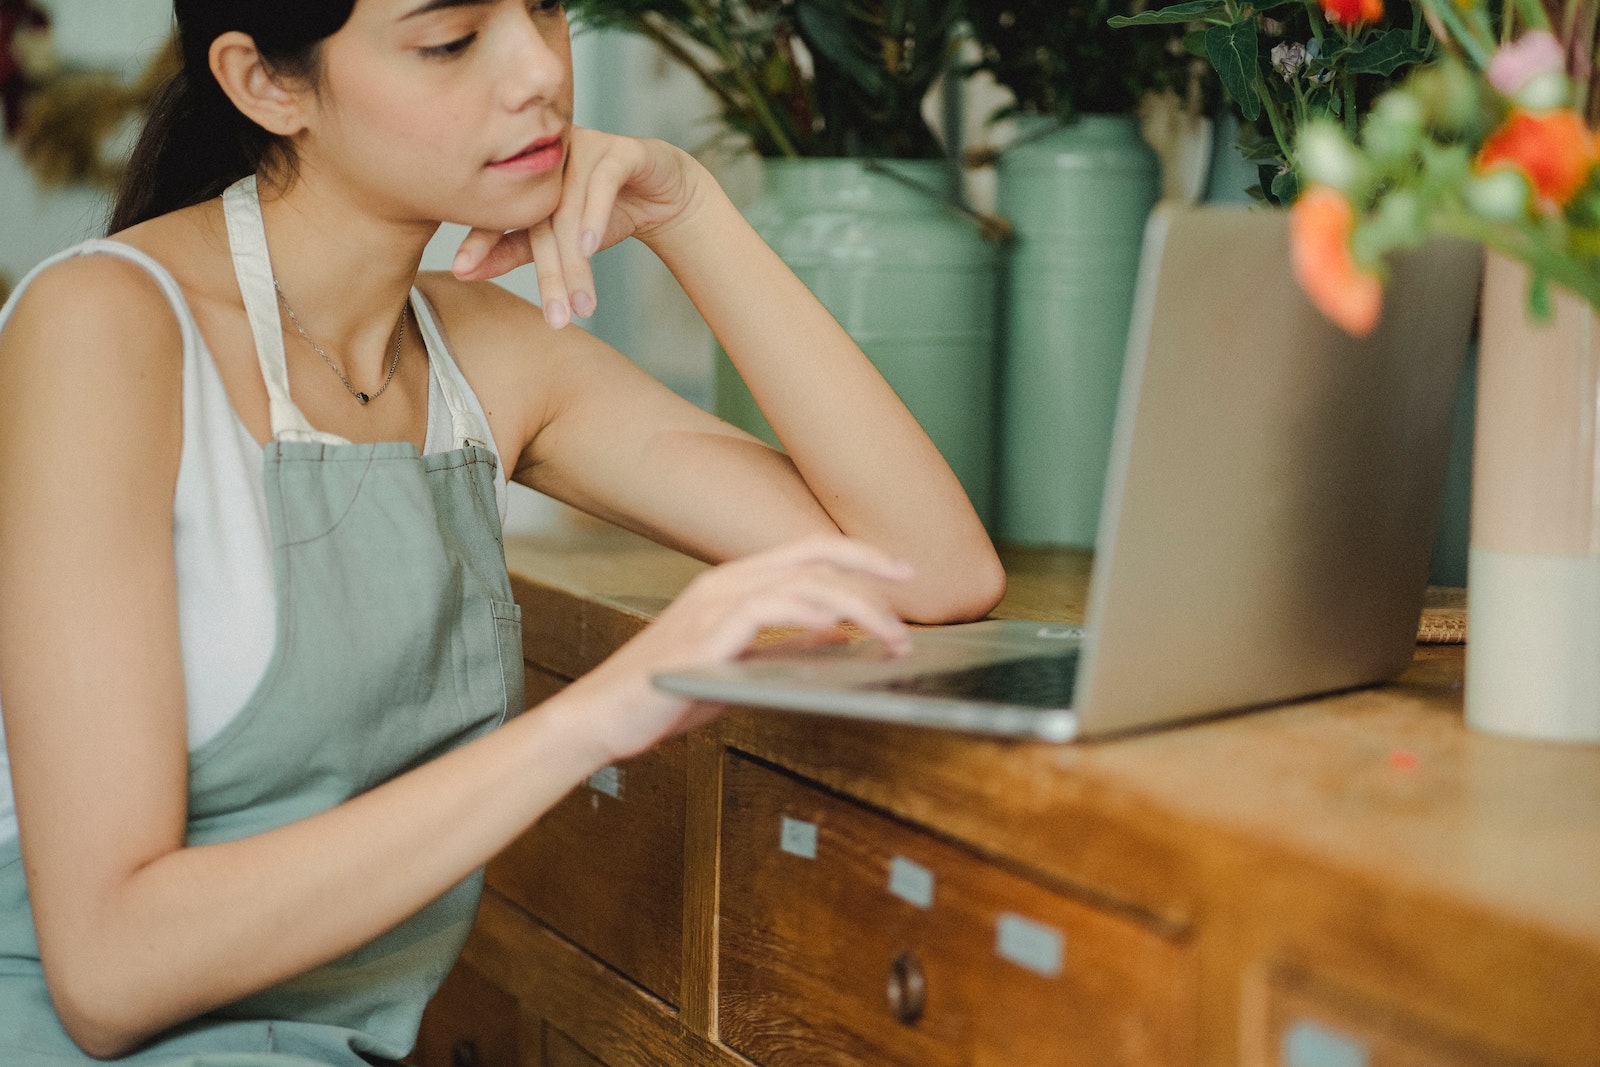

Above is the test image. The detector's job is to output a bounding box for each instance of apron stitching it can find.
[277,452,379,549]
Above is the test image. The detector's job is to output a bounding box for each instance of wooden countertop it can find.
[503,519,1600,1062]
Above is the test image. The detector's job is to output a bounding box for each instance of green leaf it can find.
[1270,167,1300,204]
[1529,273,1553,320]
[1345,29,1426,76]
[1108,0,1229,27]
[1206,21,1261,121]
[1181,28,1210,57]
[795,0,887,98]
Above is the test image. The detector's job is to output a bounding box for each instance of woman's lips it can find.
[488,135,564,174]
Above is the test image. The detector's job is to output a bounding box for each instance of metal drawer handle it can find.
[886,950,927,1026]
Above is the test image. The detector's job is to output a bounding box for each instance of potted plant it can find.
[563,0,1002,522]
[964,0,1195,547]
[1286,0,1600,742]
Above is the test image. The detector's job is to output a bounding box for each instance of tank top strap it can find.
[408,289,494,451]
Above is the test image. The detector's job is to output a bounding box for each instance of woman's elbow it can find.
[903,546,1007,625]
[46,959,161,1061]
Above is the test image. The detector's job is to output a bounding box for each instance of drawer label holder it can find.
[586,765,624,800]
[888,856,935,909]
[996,913,1065,978]
[779,815,819,859]
[1282,1020,1369,1067]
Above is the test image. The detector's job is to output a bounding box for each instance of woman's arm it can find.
[0,258,912,1058]
[452,131,1006,623]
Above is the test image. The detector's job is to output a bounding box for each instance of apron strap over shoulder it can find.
[224,176,358,447]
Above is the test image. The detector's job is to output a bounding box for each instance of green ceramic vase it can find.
[995,114,1160,547]
[715,158,1000,524]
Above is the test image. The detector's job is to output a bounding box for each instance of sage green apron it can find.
[0,176,524,1065]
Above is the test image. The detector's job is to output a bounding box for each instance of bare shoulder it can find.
[1,250,183,381]
[0,247,185,475]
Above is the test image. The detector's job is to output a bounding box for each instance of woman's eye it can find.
[528,0,564,13]
[418,33,476,59]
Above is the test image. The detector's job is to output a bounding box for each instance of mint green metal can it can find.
[715,158,1000,525]
[996,114,1159,547]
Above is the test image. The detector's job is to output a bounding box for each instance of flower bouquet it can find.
[1289,0,1600,744]
[1289,0,1598,332]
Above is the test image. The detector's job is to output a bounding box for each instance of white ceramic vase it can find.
[1467,252,1600,742]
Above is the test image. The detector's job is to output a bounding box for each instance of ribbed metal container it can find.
[715,158,1000,524]
[995,114,1159,547]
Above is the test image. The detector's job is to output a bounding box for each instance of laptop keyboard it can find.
[860,652,1079,709]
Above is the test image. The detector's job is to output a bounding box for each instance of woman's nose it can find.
[496,6,570,111]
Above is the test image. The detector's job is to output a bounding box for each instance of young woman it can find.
[0,1,1002,1064]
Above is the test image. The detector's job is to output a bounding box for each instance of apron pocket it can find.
[491,598,524,723]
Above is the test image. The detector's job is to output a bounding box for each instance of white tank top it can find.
[0,239,510,847]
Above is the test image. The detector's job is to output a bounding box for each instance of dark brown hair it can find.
[108,1,357,233]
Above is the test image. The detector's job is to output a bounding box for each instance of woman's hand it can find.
[562,535,914,764]
[450,127,702,328]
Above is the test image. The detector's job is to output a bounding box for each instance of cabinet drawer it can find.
[1263,969,1542,1067]
[413,951,526,1067]
[544,1025,606,1067]
[718,753,1195,1066]
[487,666,687,1006]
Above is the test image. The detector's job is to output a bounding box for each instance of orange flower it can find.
[1476,109,1600,209]
[1290,185,1383,337]
[1320,0,1383,27]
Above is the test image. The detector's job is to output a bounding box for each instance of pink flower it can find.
[1486,30,1566,98]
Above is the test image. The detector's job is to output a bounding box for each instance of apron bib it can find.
[0,176,523,1065]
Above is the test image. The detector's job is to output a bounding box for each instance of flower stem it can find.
[1434,212,1600,309]
[1259,75,1296,164]
[1422,0,1494,68]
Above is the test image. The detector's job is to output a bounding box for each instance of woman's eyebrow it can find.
[402,0,494,19]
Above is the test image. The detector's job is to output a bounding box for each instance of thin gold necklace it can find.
[275,282,407,406]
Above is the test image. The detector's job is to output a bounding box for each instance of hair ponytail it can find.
[107,1,356,234]
[108,68,261,233]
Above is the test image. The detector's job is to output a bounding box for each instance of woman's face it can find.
[291,0,575,232]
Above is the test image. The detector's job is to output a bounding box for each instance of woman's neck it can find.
[256,171,439,382]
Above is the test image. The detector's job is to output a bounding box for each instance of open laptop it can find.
[654,204,1483,741]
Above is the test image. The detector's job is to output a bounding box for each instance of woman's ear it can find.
[208,30,309,137]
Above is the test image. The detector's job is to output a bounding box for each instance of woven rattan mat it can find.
[1418,586,1467,644]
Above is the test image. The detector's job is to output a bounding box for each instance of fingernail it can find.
[571,290,595,317]
[580,230,600,256]
[544,299,570,329]
[452,248,476,275]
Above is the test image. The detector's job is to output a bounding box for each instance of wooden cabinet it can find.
[412,951,526,1067]
[411,527,1600,1067]
[717,752,1195,1066]
[1256,968,1542,1067]
[486,727,687,1007]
